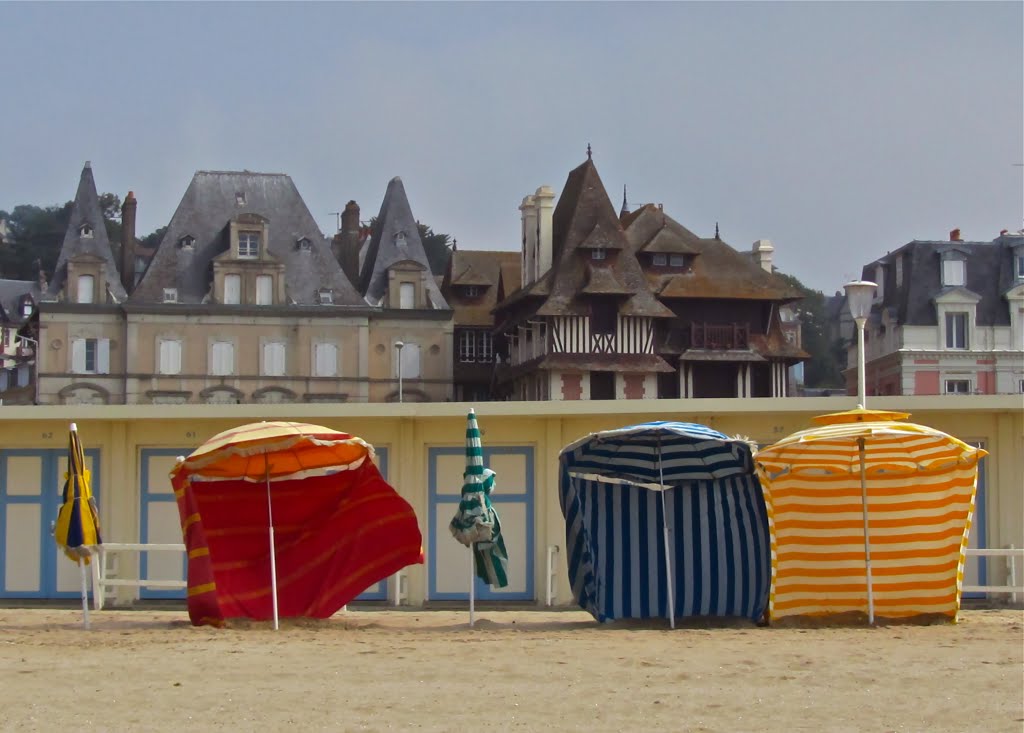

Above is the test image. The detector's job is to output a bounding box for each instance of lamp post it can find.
[394,341,405,403]
[844,279,878,626]
[844,280,877,409]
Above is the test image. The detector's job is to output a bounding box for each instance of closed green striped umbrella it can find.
[450,409,508,588]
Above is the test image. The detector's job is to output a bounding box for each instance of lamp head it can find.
[394,340,404,350]
[844,280,877,321]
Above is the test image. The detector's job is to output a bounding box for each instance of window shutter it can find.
[77,275,94,304]
[212,342,234,376]
[224,274,241,305]
[399,282,415,309]
[97,339,110,374]
[71,338,86,373]
[402,343,421,379]
[314,343,337,377]
[263,342,285,376]
[256,275,273,305]
[160,340,182,375]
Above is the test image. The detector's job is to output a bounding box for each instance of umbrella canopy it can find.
[449,409,508,588]
[54,423,102,561]
[559,421,770,624]
[756,409,987,622]
[170,421,424,627]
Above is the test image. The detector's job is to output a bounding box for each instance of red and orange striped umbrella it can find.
[756,409,986,624]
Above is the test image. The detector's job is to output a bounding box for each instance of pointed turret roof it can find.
[358,177,449,309]
[131,171,363,305]
[535,158,672,318]
[46,162,126,302]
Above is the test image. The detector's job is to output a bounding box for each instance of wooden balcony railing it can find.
[686,322,750,350]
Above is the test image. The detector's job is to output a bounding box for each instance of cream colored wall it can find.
[366,317,453,402]
[38,311,126,404]
[2,395,1018,607]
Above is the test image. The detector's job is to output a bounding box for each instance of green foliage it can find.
[774,271,844,389]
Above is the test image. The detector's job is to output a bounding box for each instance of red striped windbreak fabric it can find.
[756,418,986,622]
[171,448,422,627]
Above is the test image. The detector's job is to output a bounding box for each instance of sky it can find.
[1,1,1021,294]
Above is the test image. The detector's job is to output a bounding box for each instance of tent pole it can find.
[657,436,675,629]
[469,543,476,627]
[79,556,90,630]
[266,463,280,631]
[858,438,874,625]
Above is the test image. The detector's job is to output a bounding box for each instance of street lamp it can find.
[844,280,877,408]
[394,341,405,403]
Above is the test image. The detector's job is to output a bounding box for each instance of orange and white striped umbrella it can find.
[171,421,373,483]
[756,410,986,623]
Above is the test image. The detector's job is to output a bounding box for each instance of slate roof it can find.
[0,279,39,325]
[866,233,1024,327]
[131,171,363,306]
[442,249,520,327]
[46,163,127,302]
[358,177,449,309]
[510,158,673,319]
[624,204,800,301]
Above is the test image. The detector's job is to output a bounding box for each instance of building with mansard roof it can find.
[33,164,453,405]
[849,228,1024,396]
[493,153,807,400]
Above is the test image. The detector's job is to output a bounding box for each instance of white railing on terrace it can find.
[92,542,187,610]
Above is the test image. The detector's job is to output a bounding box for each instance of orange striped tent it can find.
[170,421,423,627]
[755,408,986,623]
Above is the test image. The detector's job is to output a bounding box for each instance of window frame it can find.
[945,312,969,349]
[942,258,966,287]
[158,339,182,375]
[238,231,260,259]
[943,378,971,395]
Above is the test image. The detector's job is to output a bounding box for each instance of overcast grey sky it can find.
[1,1,1021,293]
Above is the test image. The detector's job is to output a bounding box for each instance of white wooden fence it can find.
[962,546,1022,603]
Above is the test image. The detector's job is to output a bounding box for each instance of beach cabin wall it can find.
[0,396,1019,606]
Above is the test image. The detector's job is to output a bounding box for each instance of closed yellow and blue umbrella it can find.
[54,422,102,627]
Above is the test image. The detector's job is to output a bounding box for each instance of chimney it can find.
[535,185,555,279]
[949,228,961,241]
[752,239,775,273]
[519,194,538,287]
[335,200,362,288]
[120,191,137,293]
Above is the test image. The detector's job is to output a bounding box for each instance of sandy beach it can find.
[0,606,1020,733]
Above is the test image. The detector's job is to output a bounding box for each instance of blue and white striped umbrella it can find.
[559,422,769,626]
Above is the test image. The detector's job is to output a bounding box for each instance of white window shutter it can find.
[224,274,241,305]
[160,340,182,375]
[402,342,421,379]
[256,275,273,305]
[71,338,86,373]
[314,343,337,377]
[77,275,94,304]
[212,341,234,376]
[263,342,285,376]
[97,339,110,374]
[399,282,415,309]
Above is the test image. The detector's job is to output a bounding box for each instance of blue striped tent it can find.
[559,422,770,624]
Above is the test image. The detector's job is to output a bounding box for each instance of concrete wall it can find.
[1,395,1018,607]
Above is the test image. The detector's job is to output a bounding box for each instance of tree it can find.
[774,272,844,389]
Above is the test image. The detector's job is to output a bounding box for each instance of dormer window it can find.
[297,237,312,251]
[895,256,903,287]
[651,253,667,267]
[235,192,247,206]
[464,286,481,298]
[874,264,885,299]
[318,288,333,305]
[591,248,607,261]
[238,232,260,258]
[395,231,407,248]
[163,287,178,303]
[1015,251,1024,279]
[21,301,32,317]
[942,257,965,287]
[669,254,686,268]
[79,224,93,238]
[178,235,196,251]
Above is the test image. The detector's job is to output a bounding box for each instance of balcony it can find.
[683,322,750,350]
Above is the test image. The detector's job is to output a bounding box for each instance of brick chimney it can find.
[333,200,362,288]
[949,228,961,241]
[120,191,137,293]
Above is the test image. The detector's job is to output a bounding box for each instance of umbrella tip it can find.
[175,456,185,463]
[70,422,78,432]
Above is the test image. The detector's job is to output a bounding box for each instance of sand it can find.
[0,606,1020,733]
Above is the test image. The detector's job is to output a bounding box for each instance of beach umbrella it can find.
[560,421,759,628]
[756,408,987,624]
[449,408,508,626]
[54,422,102,629]
[170,421,423,628]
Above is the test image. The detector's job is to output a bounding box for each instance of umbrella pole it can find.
[469,542,476,627]
[656,438,676,630]
[79,556,90,630]
[266,465,280,631]
[858,437,875,625]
